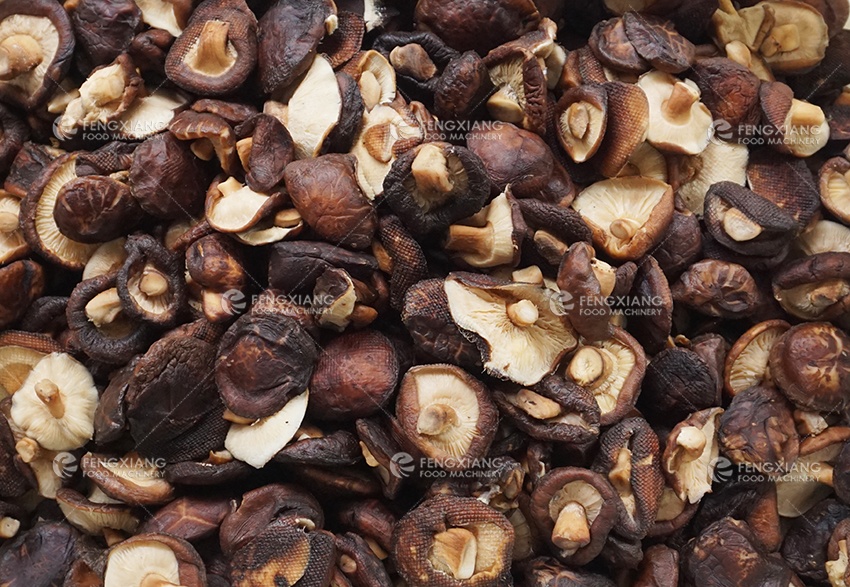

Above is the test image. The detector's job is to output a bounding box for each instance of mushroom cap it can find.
[595,81,650,177]
[444,273,578,386]
[671,259,762,319]
[104,533,206,587]
[724,319,790,397]
[819,156,850,225]
[10,352,97,451]
[484,45,547,135]
[0,331,60,398]
[0,0,75,110]
[135,0,192,37]
[56,487,139,535]
[571,176,674,261]
[589,18,649,74]
[622,12,695,74]
[674,140,749,216]
[205,176,283,234]
[444,189,525,269]
[796,220,850,255]
[280,54,342,160]
[555,84,609,163]
[772,252,850,320]
[663,408,724,504]
[168,110,239,175]
[82,452,175,506]
[760,81,831,157]
[637,70,713,155]
[0,194,27,265]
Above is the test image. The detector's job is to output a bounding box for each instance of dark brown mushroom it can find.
[782,499,850,584]
[434,50,494,120]
[588,18,648,74]
[556,242,612,342]
[138,495,234,542]
[82,452,175,506]
[0,522,76,587]
[69,0,141,73]
[554,84,609,164]
[274,428,362,468]
[772,252,850,321]
[689,57,761,136]
[53,175,141,244]
[622,12,695,73]
[0,260,43,330]
[231,525,336,587]
[56,487,139,536]
[168,110,238,175]
[640,347,721,425]
[760,81,830,157]
[234,113,293,193]
[116,234,185,326]
[595,82,650,178]
[483,45,547,135]
[671,259,763,319]
[185,233,248,323]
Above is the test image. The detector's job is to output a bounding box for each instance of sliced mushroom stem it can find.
[608,448,633,494]
[417,403,459,436]
[789,100,826,129]
[512,266,544,285]
[488,86,524,124]
[191,20,233,74]
[208,449,233,465]
[85,288,124,327]
[552,502,591,551]
[723,208,763,242]
[223,409,256,425]
[662,82,699,120]
[139,268,170,297]
[760,24,800,57]
[411,144,454,195]
[236,137,253,168]
[0,34,43,81]
[567,347,612,388]
[190,139,215,161]
[360,71,382,110]
[516,388,562,420]
[139,574,186,587]
[274,208,303,228]
[445,224,493,254]
[609,218,642,241]
[810,463,834,486]
[15,437,40,463]
[0,517,20,539]
[566,103,591,140]
[506,300,539,328]
[0,211,19,233]
[431,527,478,580]
[676,426,707,461]
[35,379,65,419]
[339,554,358,574]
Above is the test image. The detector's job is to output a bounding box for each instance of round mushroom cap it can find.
[10,352,97,451]
[104,533,206,587]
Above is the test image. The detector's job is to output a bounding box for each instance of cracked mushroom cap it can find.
[235,113,293,193]
[622,12,695,74]
[663,408,724,504]
[592,417,664,540]
[384,142,490,237]
[443,189,525,269]
[672,140,749,217]
[637,70,713,155]
[773,252,850,321]
[819,157,850,225]
[392,494,515,587]
[483,45,547,135]
[444,273,578,386]
[760,81,830,157]
[718,385,800,472]
[671,259,763,319]
[205,176,284,234]
[225,389,309,469]
[769,322,850,412]
[555,84,608,164]
[724,319,790,397]
[165,0,258,96]
[571,176,674,261]
[21,154,99,270]
[104,533,205,587]
[589,17,649,75]
[494,375,601,446]
[530,467,618,566]
[82,452,175,506]
[56,487,139,536]
[10,352,97,451]
[56,54,142,140]
[0,0,75,110]
[562,327,646,427]
[396,364,498,470]
[116,234,185,326]
[168,110,238,176]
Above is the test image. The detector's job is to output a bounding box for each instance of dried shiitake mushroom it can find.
[640,347,721,425]
[588,17,648,75]
[231,524,336,587]
[392,494,515,587]
[82,452,175,506]
[760,81,831,157]
[555,85,608,164]
[138,495,234,542]
[0,331,60,398]
[571,176,674,262]
[0,193,27,265]
[185,233,248,322]
[444,189,525,269]
[819,156,850,226]
[444,273,577,386]
[225,389,309,468]
[672,141,749,217]
[0,260,44,330]
[483,45,546,135]
[53,175,140,244]
[769,322,850,412]
[556,242,612,342]
[103,533,205,587]
[165,0,258,96]
[663,408,724,505]
[56,487,139,536]
[595,82,650,178]
[168,110,238,175]
[671,259,763,319]
[773,252,850,321]
[114,234,184,327]
[724,320,790,397]
[396,364,497,470]
[637,70,713,155]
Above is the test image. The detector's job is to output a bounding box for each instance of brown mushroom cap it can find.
[769,322,850,412]
[772,252,850,321]
[530,467,618,566]
[116,234,185,327]
[0,331,60,398]
[165,0,258,96]
[622,12,695,74]
[760,81,830,157]
[392,494,515,586]
[168,110,239,175]
[595,82,650,178]
[484,45,547,135]
[672,259,763,319]
[0,260,44,330]
[724,320,790,397]
[53,175,140,244]
[819,156,850,225]
[396,363,498,470]
[673,140,749,216]
[0,0,75,110]
[104,533,206,587]
[444,189,526,269]
[589,18,649,75]
[56,487,139,535]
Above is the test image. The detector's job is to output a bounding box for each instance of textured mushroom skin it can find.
[640,347,720,425]
[53,175,140,243]
[782,499,850,584]
[0,521,77,586]
[0,260,44,329]
[70,0,142,73]
[671,259,762,319]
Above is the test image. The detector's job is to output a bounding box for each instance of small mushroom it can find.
[443,189,525,269]
[165,0,258,96]
[396,364,498,470]
[392,494,515,586]
[10,352,97,451]
[689,57,761,136]
[589,17,649,75]
[571,176,674,261]
[0,0,75,110]
[663,408,724,504]
[444,273,578,386]
[484,45,547,135]
[671,259,763,319]
[116,234,185,327]
[0,522,76,586]
[103,533,205,587]
[555,84,608,164]
[53,175,141,244]
[205,176,285,234]
[69,0,141,73]
[342,50,396,111]
[234,113,293,193]
[769,322,850,412]
[0,260,44,330]
[782,499,850,584]
[595,82,650,178]
[724,319,790,397]
[168,110,238,175]
[562,327,646,427]
[556,242,612,342]
[623,12,695,73]
[760,81,830,157]
[637,70,713,155]
[434,50,495,120]
[185,233,248,323]
[819,157,850,226]
[82,452,175,506]
[773,252,850,321]
[530,467,618,566]
[116,89,190,141]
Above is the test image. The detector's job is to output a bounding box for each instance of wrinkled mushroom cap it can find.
[637,70,713,155]
[83,452,175,506]
[56,487,139,535]
[10,352,97,451]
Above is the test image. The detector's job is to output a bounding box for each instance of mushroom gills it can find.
[430,527,477,580]
[184,20,237,77]
[548,481,604,556]
[413,370,480,459]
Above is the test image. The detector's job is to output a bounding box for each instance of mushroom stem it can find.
[412,143,454,196]
[0,211,18,233]
[189,20,234,76]
[789,100,826,129]
[0,517,19,539]
[139,268,170,297]
[0,34,43,81]
[552,502,591,552]
[431,527,478,580]
[567,347,612,388]
[512,266,544,285]
[140,574,186,587]
[236,137,253,168]
[85,288,123,327]
[190,138,215,161]
[810,463,834,486]
[35,379,65,419]
[760,24,800,57]
[676,426,707,462]
[417,403,459,436]
[515,388,562,420]
[360,70,382,110]
[506,300,539,328]
[488,85,524,125]
[566,103,590,140]
[609,218,641,241]
[274,208,303,229]
[723,207,763,242]
[662,82,699,120]
[339,554,358,574]
[15,438,40,463]
[445,224,493,253]
[608,448,633,494]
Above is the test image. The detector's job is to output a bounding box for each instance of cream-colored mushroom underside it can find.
[413,369,480,459]
[727,326,784,394]
[104,540,181,587]
[0,15,59,96]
